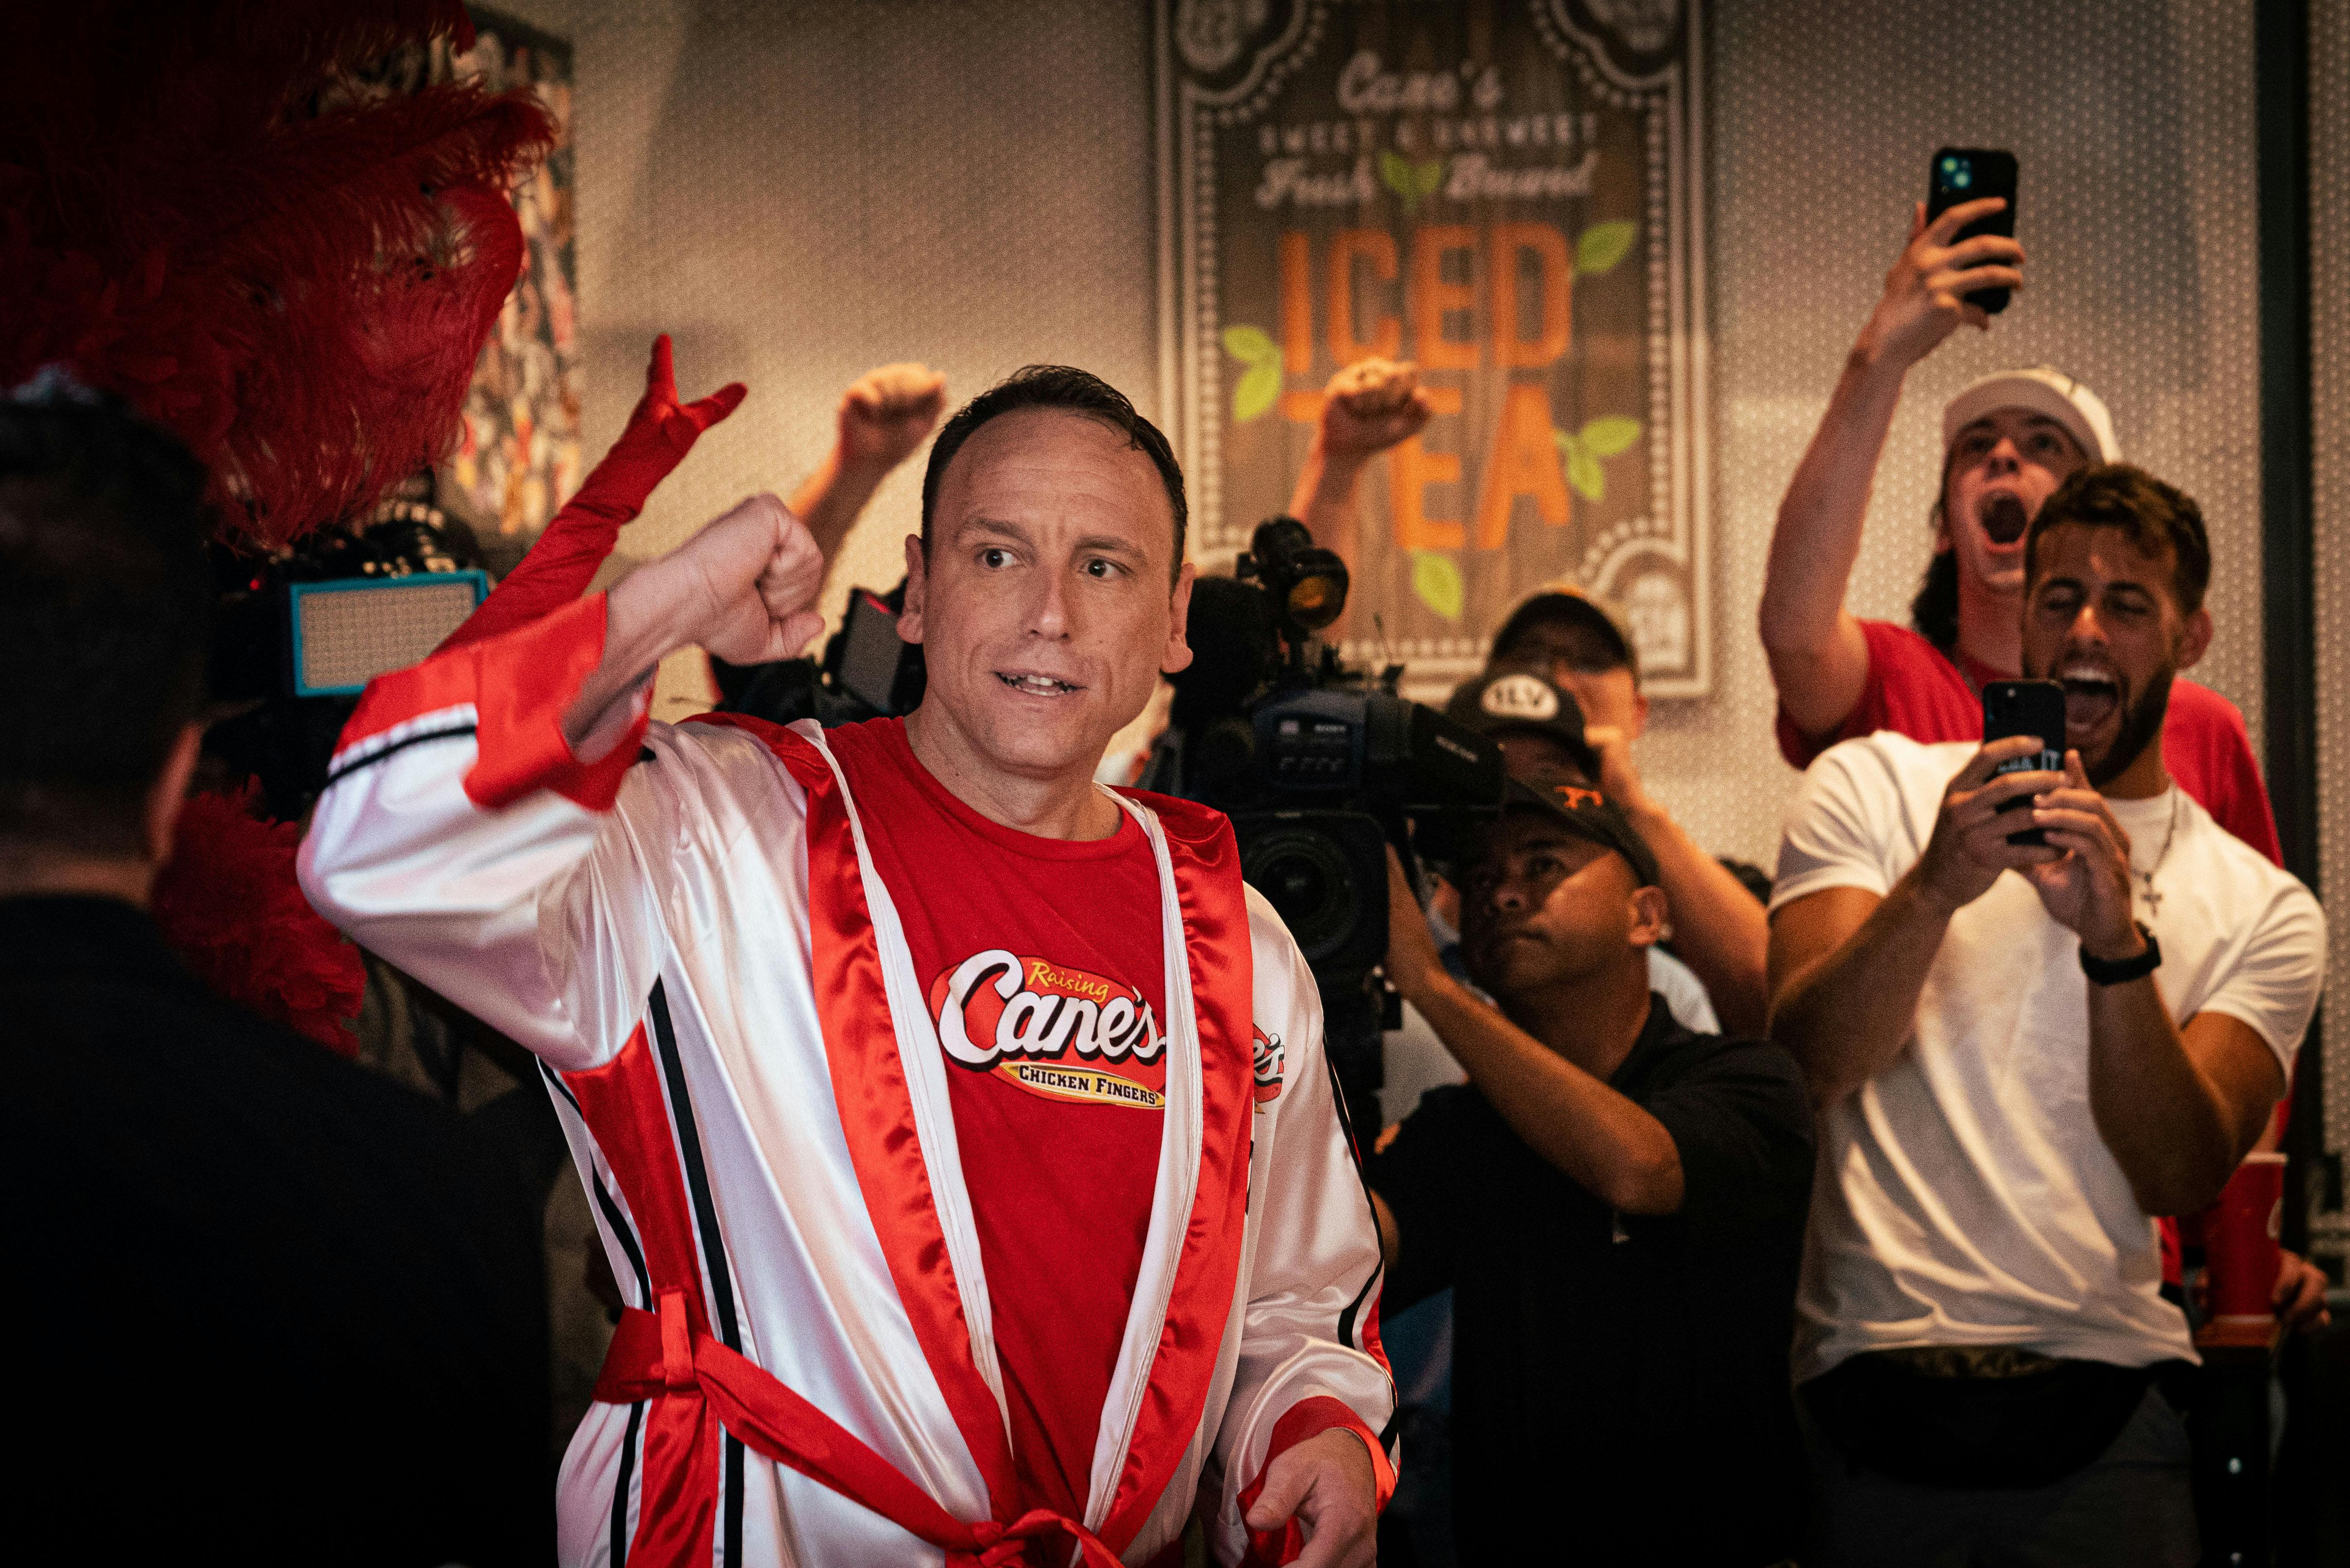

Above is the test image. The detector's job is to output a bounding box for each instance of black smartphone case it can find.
[1928,147,2019,314]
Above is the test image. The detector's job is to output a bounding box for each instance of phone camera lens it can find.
[1954,169,1972,187]
[1941,156,1959,171]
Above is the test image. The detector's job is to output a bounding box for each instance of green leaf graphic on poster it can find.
[1222,324,1277,364]
[1554,429,1603,502]
[1380,151,1444,215]
[1580,416,1642,457]
[1233,359,1283,422]
[1412,551,1464,620]
[1575,221,1636,276]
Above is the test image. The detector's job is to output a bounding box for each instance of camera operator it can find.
[1371,772,1814,1566]
[1437,665,1719,1034]
[1481,588,1771,1031]
[1767,466,2324,1566]
[3,379,550,1563]
[1758,201,2278,863]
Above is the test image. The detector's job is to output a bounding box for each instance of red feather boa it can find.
[151,784,365,1056]
[0,1,553,546]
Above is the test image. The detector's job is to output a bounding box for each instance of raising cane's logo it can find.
[931,950,1167,1109]
[1251,1025,1285,1107]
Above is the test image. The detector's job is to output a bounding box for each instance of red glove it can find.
[439,334,746,651]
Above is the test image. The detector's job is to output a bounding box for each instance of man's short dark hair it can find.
[0,379,214,856]
[2024,462,2211,617]
[920,365,1187,582]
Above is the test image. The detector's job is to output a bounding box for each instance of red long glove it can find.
[439,334,746,651]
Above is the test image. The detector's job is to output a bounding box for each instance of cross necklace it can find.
[2130,791,2182,916]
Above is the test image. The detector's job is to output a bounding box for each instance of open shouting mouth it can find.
[2060,659,2121,741]
[1979,494,2030,545]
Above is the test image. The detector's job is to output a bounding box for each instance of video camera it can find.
[1149,517,1503,1136]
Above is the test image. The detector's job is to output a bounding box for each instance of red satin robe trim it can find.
[562,1023,727,1568]
[1095,791,1257,1555]
[691,713,1023,1514]
[338,592,642,812]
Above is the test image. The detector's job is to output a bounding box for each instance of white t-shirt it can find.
[1772,733,2325,1381]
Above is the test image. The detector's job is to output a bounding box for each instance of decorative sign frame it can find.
[1155,0,1711,697]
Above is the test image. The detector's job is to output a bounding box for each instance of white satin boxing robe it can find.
[296,597,1395,1568]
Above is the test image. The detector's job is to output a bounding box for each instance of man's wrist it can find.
[2080,920,2149,966]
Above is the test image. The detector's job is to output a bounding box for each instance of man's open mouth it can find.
[996,671,1083,697]
[2060,661,2121,737]
[1980,494,2030,545]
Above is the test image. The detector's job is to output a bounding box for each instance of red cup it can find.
[2198,1152,2285,1347]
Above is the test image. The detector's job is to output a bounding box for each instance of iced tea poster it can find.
[1156,0,1712,695]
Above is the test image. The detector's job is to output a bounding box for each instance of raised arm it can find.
[300,494,825,1069]
[1285,358,1432,607]
[1767,737,2058,1105]
[787,362,947,562]
[1583,725,1768,1034]
[1381,850,1685,1214]
[440,335,745,652]
[1759,201,2024,739]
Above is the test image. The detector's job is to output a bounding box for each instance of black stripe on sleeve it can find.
[320,722,478,791]
[646,978,748,1567]
[1322,1050,1399,1449]
[610,1399,645,1565]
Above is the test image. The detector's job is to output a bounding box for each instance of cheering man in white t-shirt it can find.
[1767,463,2324,1568]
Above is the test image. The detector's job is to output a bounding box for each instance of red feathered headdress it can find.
[0,1,553,547]
[151,783,367,1055]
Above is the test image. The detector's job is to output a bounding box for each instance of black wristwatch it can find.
[2080,922,2162,985]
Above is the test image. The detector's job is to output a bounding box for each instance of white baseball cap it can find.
[1941,366,2121,465]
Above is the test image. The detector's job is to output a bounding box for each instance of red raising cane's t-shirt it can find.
[824,718,1166,1525]
[1774,618,2282,865]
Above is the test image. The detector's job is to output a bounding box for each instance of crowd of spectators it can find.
[2,192,2333,1568]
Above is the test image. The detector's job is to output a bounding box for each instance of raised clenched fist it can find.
[666,493,828,667]
[837,363,948,472]
[1316,358,1434,460]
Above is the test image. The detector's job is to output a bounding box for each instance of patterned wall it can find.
[2309,0,2348,1263]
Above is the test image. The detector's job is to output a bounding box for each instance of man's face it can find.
[1940,409,2087,598]
[1457,812,1646,998]
[902,409,1194,782]
[2020,521,2210,786]
[1500,617,1647,738]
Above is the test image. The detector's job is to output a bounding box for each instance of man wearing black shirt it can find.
[0,383,550,1564]
[1371,770,1815,1565]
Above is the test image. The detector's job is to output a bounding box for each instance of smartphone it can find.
[837,590,908,714]
[1927,147,2019,314]
[1982,679,2064,846]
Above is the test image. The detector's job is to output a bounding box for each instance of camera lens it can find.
[1242,828,1358,964]
[1954,169,1972,188]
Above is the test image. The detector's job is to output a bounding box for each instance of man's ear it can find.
[1626,884,1670,950]
[1161,561,1197,675]
[1631,688,1651,738]
[897,534,928,645]
[2175,604,2213,673]
[145,723,204,866]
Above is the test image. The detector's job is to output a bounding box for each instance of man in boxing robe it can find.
[301,365,1393,1568]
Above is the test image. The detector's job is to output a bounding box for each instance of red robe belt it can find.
[596,1290,1125,1568]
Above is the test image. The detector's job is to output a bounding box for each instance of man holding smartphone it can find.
[1766,465,2323,1565]
[1756,196,2280,865]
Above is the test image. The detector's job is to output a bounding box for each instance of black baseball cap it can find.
[1444,666,1601,778]
[1492,767,1662,888]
